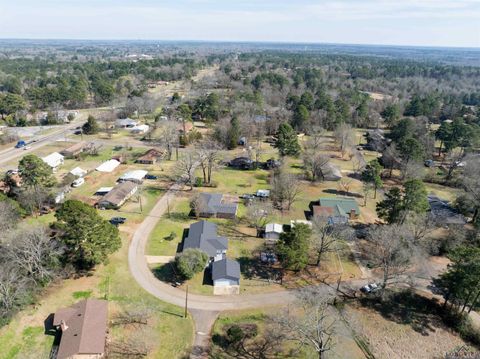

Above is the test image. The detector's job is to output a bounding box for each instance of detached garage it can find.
[212,258,240,295]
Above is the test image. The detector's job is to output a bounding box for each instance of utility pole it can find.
[184,285,189,318]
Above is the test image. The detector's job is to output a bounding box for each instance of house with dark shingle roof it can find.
[212,258,241,288]
[52,299,108,359]
[312,197,360,224]
[428,195,466,226]
[197,193,238,219]
[183,220,228,262]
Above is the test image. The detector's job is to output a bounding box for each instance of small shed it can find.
[130,124,150,134]
[264,223,283,241]
[115,118,137,128]
[96,159,120,173]
[70,167,87,178]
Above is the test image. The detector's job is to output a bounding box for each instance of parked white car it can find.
[72,178,85,187]
[360,283,379,294]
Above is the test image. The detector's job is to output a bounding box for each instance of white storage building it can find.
[42,152,64,170]
[118,170,148,184]
[96,159,121,173]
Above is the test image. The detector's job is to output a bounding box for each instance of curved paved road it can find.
[127,184,298,310]
[127,184,365,357]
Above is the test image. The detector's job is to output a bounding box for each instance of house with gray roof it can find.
[212,258,241,294]
[198,193,238,219]
[428,195,466,226]
[183,220,228,262]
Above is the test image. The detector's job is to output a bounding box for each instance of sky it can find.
[0,0,479,47]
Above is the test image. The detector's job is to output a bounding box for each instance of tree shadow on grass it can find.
[238,256,281,283]
[323,188,363,198]
[152,263,180,285]
[166,212,191,222]
[359,290,442,336]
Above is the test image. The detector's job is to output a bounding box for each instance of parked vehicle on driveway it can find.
[145,174,158,180]
[72,178,85,187]
[109,217,127,226]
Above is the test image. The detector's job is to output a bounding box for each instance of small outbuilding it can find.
[264,223,283,241]
[96,159,121,173]
[115,118,137,128]
[212,258,241,295]
[42,152,64,171]
[118,170,148,184]
[129,124,150,134]
[70,167,87,178]
[321,163,343,181]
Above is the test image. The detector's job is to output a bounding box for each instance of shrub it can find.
[175,248,208,279]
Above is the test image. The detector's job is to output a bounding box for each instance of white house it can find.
[42,152,64,171]
[264,223,283,241]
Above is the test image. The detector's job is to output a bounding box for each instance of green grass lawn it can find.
[0,231,194,359]
[147,197,194,256]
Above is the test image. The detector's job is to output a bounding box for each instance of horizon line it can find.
[0,37,479,51]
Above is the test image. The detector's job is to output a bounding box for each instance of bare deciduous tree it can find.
[158,120,179,160]
[270,169,301,211]
[4,226,63,285]
[367,224,416,291]
[0,200,20,232]
[245,201,274,237]
[197,140,221,185]
[272,288,337,359]
[311,216,353,267]
[334,123,356,159]
[303,153,330,182]
[175,151,198,190]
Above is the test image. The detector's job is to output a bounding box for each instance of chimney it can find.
[349,209,356,219]
[60,320,69,331]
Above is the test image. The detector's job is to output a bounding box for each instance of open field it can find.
[346,299,470,359]
[211,308,366,359]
